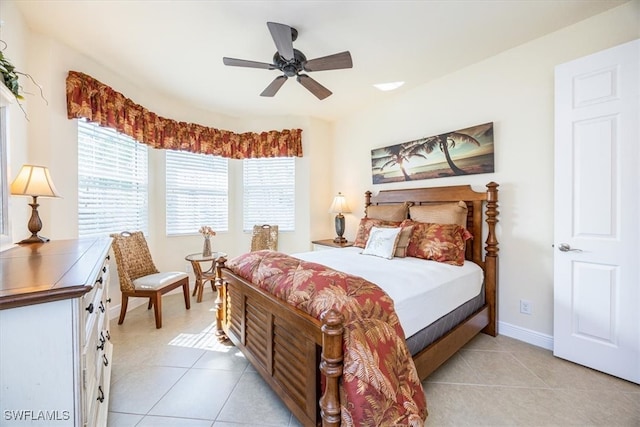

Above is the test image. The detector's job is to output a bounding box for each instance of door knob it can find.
[558,243,582,252]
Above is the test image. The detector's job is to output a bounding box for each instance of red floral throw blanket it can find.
[227,250,427,426]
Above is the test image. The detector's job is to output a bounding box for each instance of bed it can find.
[214,182,499,426]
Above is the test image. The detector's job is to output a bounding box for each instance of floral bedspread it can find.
[226,250,427,427]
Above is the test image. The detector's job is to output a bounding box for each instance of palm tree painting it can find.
[371,122,494,184]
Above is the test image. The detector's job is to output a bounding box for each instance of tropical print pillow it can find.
[406,222,473,266]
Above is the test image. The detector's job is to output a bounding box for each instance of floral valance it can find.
[66,71,302,158]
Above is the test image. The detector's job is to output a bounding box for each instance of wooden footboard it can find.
[214,266,341,426]
[214,182,499,427]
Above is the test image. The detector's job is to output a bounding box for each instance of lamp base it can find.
[333,213,346,244]
[19,234,50,244]
[18,197,50,244]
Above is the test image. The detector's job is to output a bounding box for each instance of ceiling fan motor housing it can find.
[273,49,307,77]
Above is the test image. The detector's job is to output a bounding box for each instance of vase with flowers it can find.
[199,225,216,257]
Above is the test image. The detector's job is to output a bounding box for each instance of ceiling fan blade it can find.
[267,22,295,61]
[223,57,274,69]
[260,75,288,97]
[296,74,332,100]
[304,51,353,72]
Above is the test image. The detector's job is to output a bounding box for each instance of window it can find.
[243,157,295,232]
[166,150,228,235]
[78,120,148,237]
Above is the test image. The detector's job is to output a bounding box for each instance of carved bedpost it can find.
[319,309,344,427]
[365,190,372,217]
[214,257,228,342]
[484,182,499,337]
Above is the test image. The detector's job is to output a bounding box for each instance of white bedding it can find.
[293,247,483,338]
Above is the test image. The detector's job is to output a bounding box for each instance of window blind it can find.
[78,120,148,237]
[166,150,228,235]
[243,157,295,232]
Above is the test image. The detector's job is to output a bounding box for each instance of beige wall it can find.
[331,2,639,342]
[2,0,638,343]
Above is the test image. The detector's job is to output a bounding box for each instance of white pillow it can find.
[361,226,402,259]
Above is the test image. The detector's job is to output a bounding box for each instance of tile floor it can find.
[107,291,640,426]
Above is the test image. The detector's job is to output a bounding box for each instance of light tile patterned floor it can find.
[107,291,640,426]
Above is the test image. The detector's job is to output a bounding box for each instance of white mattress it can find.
[293,247,483,338]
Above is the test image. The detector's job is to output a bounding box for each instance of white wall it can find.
[331,1,640,343]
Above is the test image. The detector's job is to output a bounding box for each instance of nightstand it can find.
[312,239,354,251]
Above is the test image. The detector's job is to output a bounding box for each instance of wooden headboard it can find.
[365,182,499,265]
[365,182,500,335]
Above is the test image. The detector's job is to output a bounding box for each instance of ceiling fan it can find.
[222,22,353,100]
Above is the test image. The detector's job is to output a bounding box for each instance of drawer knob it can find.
[102,266,107,273]
[105,331,111,340]
[85,303,94,314]
[99,301,105,313]
[96,277,103,285]
[106,298,111,303]
[102,354,109,367]
[97,386,104,403]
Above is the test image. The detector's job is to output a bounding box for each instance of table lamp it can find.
[10,164,61,243]
[328,192,351,244]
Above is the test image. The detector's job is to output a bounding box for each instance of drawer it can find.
[84,286,103,343]
[85,366,100,427]
[82,285,98,333]
[82,258,109,336]
[97,340,113,426]
[94,330,110,380]
[87,340,112,427]
[82,318,99,395]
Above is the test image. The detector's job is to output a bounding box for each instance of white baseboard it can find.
[498,321,554,350]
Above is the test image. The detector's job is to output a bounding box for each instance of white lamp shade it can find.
[10,165,61,198]
[328,192,351,214]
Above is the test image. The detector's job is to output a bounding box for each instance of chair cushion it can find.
[133,272,188,290]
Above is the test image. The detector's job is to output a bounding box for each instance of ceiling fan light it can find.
[373,81,405,91]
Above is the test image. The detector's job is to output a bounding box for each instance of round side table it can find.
[185,251,226,303]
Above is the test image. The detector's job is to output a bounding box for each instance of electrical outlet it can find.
[520,299,532,315]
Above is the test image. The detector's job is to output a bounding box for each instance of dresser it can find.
[0,238,113,427]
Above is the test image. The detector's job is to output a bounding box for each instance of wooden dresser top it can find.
[0,237,112,310]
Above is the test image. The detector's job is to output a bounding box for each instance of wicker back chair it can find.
[250,224,278,251]
[110,231,190,329]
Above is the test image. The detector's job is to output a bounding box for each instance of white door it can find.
[554,39,639,384]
